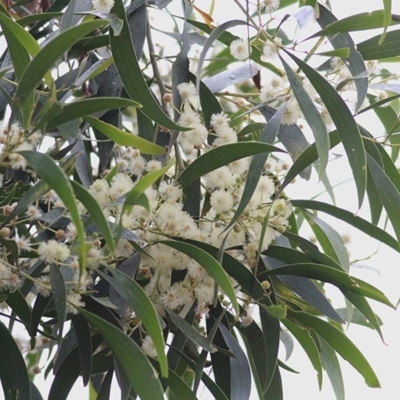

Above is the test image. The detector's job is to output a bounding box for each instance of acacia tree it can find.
[0,0,399,399]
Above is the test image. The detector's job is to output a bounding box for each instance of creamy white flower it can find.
[115,239,135,258]
[194,283,215,304]
[9,142,33,170]
[66,293,85,314]
[109,173,134,200]
[195,302,210,318]
[229,158,249,175]
[142,335,158,358]
[145,244,176,272]
[177,82,197,101]
[178,109,202,127]
[91,0,114,13]
[230,39,251,61]
[260,84,277,103]
[260,0,280,13]
[183,123,208,147]
[129,155,147,177]
[159,181,182,202]
[205,166,235,189]
[160,282,191,310]
[34,276,52,297]
[281,98,303,125]
[213,125,237,146]
[145,160,162,172]
[89,179,110,207]
[262,37,282,60]
[210,112,230,129]
[37,240,70,264]
[254,175,275,202]
[15,236,32,253]
[210,190,234,213]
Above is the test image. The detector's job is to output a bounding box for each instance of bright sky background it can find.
[2,1,400,399]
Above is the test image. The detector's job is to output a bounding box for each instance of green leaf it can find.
[316,48,350,58]
[224,105,286,233]
[266,263,393,307]
[335,306,383,329]
[98,267,168,377]
[301,210,350,271]
[18,151,87,274]
[282,318,323,389]
[0,9,34,126]
[290,311,380,388]
[84,115,165,155]
[319,336,345,400]
[280,130,341,193]
[311,10,400,35]
[110,0,188,131]
[280,55,329,178]
[0,321,31,400]
[14,20,107,106]
[357,29,400,59]
[238,122,266,138]
[317,5,368,112]
[236,320,268,394]
[50,264,67,338]
[291,199,400,252]
[219,323,252,400]
[122,159,175,215]
[285,50,367,209]
[341,289,384,340]
[78,308,164,400]
[367,153,400,244]
[165,308,217,353]
[380,0,392,44]
[195,19,248,92]
[177,142,284,187]
[157,240,239,315]
[70,180,115,253]
[185,17,284,76]
[3,290,32,332]
[47,97,141,128]
[149,359,198,400]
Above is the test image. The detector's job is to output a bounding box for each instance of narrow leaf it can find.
[284,50,367,209]
[317,5,368,111]
[319,336,345,400]
[15,20,107,106]
[84,115,165,155]
[367,153,400,244]
[71,180,115,253]
[219,323,251,400]
[0,321,31,400]
[357,29,400,59]
[291,311,380,388]
[49,264,67,338]
[311,9,400,35]
[291,199,399,252]
[177,142,285,187]
[266,263,393,307]
[158,240,239,315]
[280,55,329,178]
[282,318,323,388]
[165,308,217,353]
[78,307,164,400]
[18,151,87,273]
[47,98,141,128]
[99,267,168,377]
[110,0,188,131]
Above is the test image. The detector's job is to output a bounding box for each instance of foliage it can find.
[0,0,399,399]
